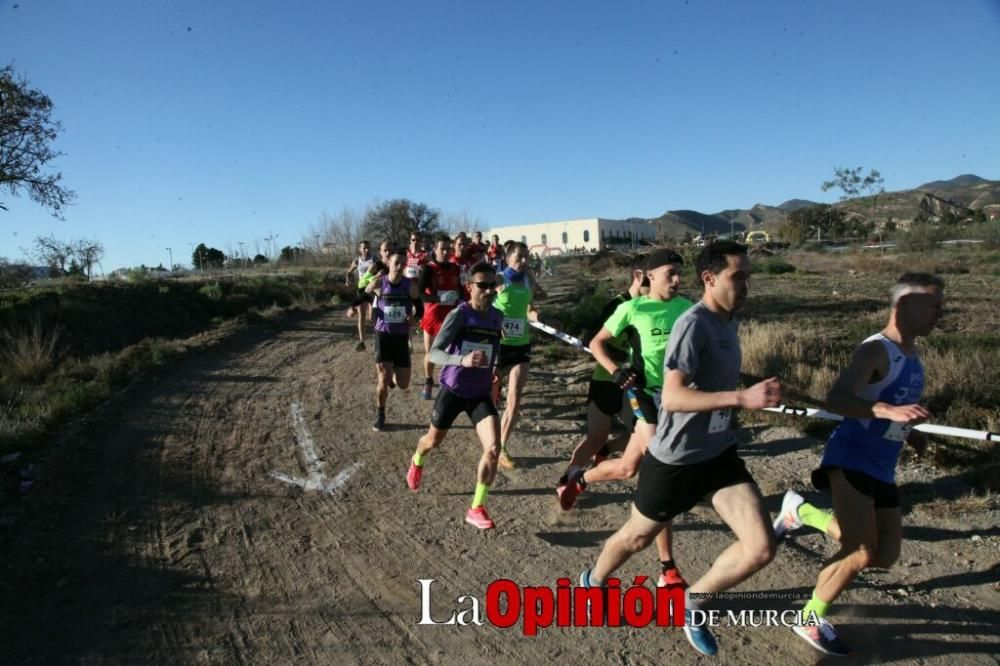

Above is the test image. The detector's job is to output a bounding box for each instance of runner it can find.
[405,232,428,334]
[406,263,505,530]
[469,230,487,263]
[486,234,505,272]
[345,240,374,351]
[556,256,648,487]
[418,235,463,400]
[365,249,420,431]
[492,242,546,469]
[560,249,693,590]
[580,241,783,657]
[453,235,477,295]
[773,272,944,657]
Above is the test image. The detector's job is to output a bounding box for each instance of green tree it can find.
[361,199,440,248]
[191,243,225,269]
[279,245,306,263]
[0,64,76,217]
[821,167,885,224]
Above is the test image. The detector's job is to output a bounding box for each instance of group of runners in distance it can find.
[345,233,946,658]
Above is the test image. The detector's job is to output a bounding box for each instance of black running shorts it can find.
[626,388,659,424]
[497,343,532,371]
[374,332,410,368]
[431,387,498,430]
[588,379,625,417]
[811,466,900,509]
[633,446,756,522]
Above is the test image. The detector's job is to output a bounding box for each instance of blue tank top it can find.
[822,334,925,484]
[439,302,504,399]
[372,276,413,335]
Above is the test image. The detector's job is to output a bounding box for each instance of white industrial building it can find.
[487,218,656,254]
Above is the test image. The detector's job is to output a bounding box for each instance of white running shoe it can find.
[773,489,805,538]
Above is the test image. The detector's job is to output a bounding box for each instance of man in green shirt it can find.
[557,256,647,489]
[562,249,694,589]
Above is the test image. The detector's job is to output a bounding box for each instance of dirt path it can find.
[1,306,997,665]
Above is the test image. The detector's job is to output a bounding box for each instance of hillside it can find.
[608,174,999,237]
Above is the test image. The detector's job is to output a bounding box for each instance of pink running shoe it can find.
[406,462,423,491]
[465,506,495,529]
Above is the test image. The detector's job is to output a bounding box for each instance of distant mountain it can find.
[604,174,998,238]
[917,174,989,191]
[776,199,820,211]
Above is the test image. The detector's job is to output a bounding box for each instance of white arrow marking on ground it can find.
[270,402,362,495]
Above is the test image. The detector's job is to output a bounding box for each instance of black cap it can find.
[644,248,684,271]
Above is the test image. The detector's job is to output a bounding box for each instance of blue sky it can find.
[2,0,998,270]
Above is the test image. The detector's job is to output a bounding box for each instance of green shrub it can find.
[198,282,224,300]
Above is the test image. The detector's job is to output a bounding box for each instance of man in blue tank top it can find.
[773,272,945,657]
[405,262,506,530]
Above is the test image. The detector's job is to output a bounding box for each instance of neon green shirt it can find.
[602,295,694,393]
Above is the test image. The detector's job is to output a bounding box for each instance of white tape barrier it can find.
[763,405,999,443]
[529,320,592,355]
[530,320,1000,443]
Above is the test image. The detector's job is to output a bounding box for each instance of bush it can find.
[897,224,949,252]
[754,257,796,274]
[0,319,62,383]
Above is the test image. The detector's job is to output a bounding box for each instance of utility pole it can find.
[166,247,173,272]
[238,241,246,267]
[264,232,279,259]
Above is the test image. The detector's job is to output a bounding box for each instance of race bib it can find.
[502,317,525,337]
[883,421,911,442]
[707,409,732,434]
[439,290,459,305]
[404,266,420,278]
[459,340,493,364]
[383,304,407,324]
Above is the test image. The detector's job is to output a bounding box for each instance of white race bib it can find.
[883,421,911,442]
[439,290,459,305]
[460,340,493,364]
[383,304,407,324]
[502,317,525,337]
[708,409,732,434]
[404,266,420,278]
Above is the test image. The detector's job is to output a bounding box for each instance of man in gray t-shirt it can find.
[648,300,742,464]
[580,241,783,657]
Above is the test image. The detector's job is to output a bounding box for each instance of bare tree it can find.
[440,207,485,236]
[71,238,104,278]
[311,207,362,255]
[29,234,72,275]
[1,64,76,218]
[361,199,440,247]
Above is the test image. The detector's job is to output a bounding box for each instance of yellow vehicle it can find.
[745,230,770,245]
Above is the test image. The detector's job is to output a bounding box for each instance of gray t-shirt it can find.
[648,301,742,465]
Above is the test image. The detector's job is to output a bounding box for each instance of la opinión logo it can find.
[417,577,685,636]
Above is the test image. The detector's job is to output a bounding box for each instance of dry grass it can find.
[738,320,839,402]
[0,319,62,383]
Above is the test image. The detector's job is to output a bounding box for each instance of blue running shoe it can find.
[683,608,719,656]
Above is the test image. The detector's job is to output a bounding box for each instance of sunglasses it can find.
[471,281,497,290]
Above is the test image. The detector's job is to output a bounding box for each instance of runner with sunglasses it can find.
[406,263,505,530]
